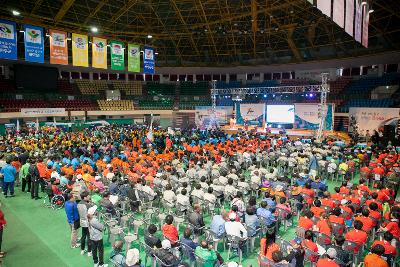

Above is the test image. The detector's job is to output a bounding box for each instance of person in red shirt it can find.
[161,215,179,246]
[368,202,381,226]
[364,244,389,267]
[379,212,400,240]
[358,179,371,194]
[355,208,374,232]
[298,211,314,230]
[302,230,318,262]
[320,192,336,208]
[310,200,324,218]
[314,213,332,245]
[316,248,339,267]
[331,187,344,203]
[0,208,6,257]
[371,232,397,256]
[365,192,383,210]
[339,182,350,195]
[329,207,345,225]
[345,220,367,252]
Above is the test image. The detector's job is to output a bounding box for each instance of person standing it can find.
[0,208,6,259]
[65,194,80,249]
[77,191,92,256]
[19,160,30,192]
[87,206,108,267]
[28,158,41,200]
[0,159,17,198]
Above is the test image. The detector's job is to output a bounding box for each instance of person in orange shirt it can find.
[302,230,318,262]
[364,244,389,267]
[259,230,280,261]
[339,182,350,194]
[314,213,332,245]
[310,200,324,218]
[316,248,339,267]
[162,215,179,246]
[329,207,345,225]
[345,220,367,252]
[298,211,315,230]
[320,192,336,209]
[368,202,381,226]
[354,208,374,232]
[371,232,397,256]
[331,187,344,203]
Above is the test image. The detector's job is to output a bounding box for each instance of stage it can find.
[222,125,351,142]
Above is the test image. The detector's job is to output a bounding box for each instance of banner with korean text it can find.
[24,24,44,63]
[354,0,362,43]
[49,29,68,65]
[128,44,140,72]
[72,33,88,67]
[92,37,107,69]
[361,4,369,48]
[345,0,354,36]
[317,0,331,17]
[333,0,345,28]
[143,46,155,74]
[0,20,17,60]
[110,41,125,70]
[349,108,400,136]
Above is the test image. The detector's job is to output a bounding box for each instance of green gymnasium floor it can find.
[0,175,366,267]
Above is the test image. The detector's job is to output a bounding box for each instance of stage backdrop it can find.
[195,106,233,128]
[349,107,400,135]
[235,103,265,126]
[294,103,334,130]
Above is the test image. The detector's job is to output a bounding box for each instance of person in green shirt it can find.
[195,240,218,267]
[19,161,30,192]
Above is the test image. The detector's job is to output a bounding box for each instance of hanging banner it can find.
[354,0,362,43]
[92,37,107,69]
[110,41,125,70]
[235,103,265,126]
[361,4,369,48]
[317,0,331,17]
[143,46,155,74]
[128,44,140,72]
[72,33,88,67]
[24,24,44,63]
[333,0,345,28]
[49,29,68,65]
[345,0,354,36]
[0,20,17,60]
[294,103,334,130]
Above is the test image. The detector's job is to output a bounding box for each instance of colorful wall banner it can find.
[110,41,125,70]
[21,108,66,116]
[349,108,400,136]
[361,4,369,48]
[195,106,233,128]
[128,44,140,72]
[354,0,362,43]
[294,103,334,130]
[72,33,88,67]
[92,37,107,69]
[24,24,44,63]
[317,0,331,17]
[0,20,17,60]
[235,103,265,126]
[143,46,155,74]
[345,0,354,36]
[49,29,68,65]
[333,0,345,28]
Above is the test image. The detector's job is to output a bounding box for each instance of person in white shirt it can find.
[176,182,191,195]
[50,168,61,180]
[203,187,217,205]
[163,185,176,207]
[265,168,277,181]
[199,177,209,192]
[191,184,204,200]
[224,178,237,200]
[176,189,190,212]
[231,192,246,218]
[141,180,157,200]
[218,175,228,186]
[237,177,249,194]
[226,172,239,182]
[186,166,197,181]
[225,213,248,239]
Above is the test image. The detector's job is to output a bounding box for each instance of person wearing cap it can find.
[225,212,247,240]
[155,240,180,267]
[364,244,389,267]
[316,248,339,267]
[87,206,108,267]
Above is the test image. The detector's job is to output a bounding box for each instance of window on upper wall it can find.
[362,66,372,75]
[247,73,253,80]
[109,73,117,80]
[272,73,281,80]
[179,75,186,81]
[61,71,69,79]
[118,73,125,80]
[204,75,211,81]
[145,75,153,81]
[93,73,99,80]
[196,74,203,81]
[100,73,108,80]
[220,74,226,82]
[212,74,220,81]
[135,74,143,81]
[128,74,135,80]
[342,68,351,76]
[264,73,272,80]
[170,75,177,81]
[81,72,90,79]
[153,75,160,81]
[229,74,237,81]
[386,64,398,73]
[281,72,290,79]
[351,67,360,76]
[187,75,193,81]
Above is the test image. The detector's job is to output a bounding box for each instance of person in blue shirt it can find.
[71,158,80,170]
[64,194,80,248]
[262,192,276,211]
[210,211,228,239]
[180,228,198,261]
[0,160,17,198]
[257,201,276,227]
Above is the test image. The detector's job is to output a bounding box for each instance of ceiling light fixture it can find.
[147,34,153,39]
[91,26,98,33]
[12,10,20,16]
[369,9,374,13]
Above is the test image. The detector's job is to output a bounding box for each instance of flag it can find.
[143,46,155,74]
[0,20,17,60]
[16,119,20,132]
[24,24,44,63]
[36,117,39,132]
[92,37,107,69]
[49,29,68,65]
[128,44,140,72]
[110,41,125,70]
[72,33,88,67]
[146,115,154,142]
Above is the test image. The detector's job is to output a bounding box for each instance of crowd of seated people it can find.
[0,125,399,267]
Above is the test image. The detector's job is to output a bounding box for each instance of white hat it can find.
[275,185,284,192]
[106,173,115,179]
[161,239,171,249]
[340,199,348,205]
[88,206,97,215]
[95,175,101,181]
[76,174,83,180]
[326,248,337,258]
[229,212,236,221]
[227,262,239,267]
[125,248,140,266]
[107,164,112,168]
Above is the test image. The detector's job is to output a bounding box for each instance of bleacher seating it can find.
[53,100,98,111]
[344,73,400,96]
[112,81,142,95]
[338,99,395,112]
[179,81,209,95]
[216,81,241,89]
[138,99,173,109]
[0,79,15,92]
[179,99,211,109]
[57,80,75,95]
[97,100,134,111]
[328,76,352,95]
[145,82,175,95]
[247,80,279,87]
[0,99,49,112]
[75,80,109,95]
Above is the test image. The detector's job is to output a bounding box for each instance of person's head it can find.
[113,240,124,252]
[313,199,321,207]
[280,197,287,204]
[236,191,243,199]
[371,244,385,256]
[332,207,341,216]
[354,220,363,230]
[183,227,193,239]
[102,191,110,199]
[361,208,370,217]
[305,182,311,189]
[371,192,378,200]
[148,224,157,235]
[260,201,268,209]
[194,204,201,213]
[246,206,256,216]
[383,231,393,242]
[369,202,378,211]
[305,210,314,219]
[181,188,187,196]
[334,187,340,193]
[271,250,283,263]
[165,184,172,191]
[67,193,74,201]
[221,210,229,221]
[165,215,174,225]
[304,230,314,241]
[195,184,201,190]
[80,191,89,201]
[207,187,213,194]
[248,196,257,206]
[200,240,209,249]
[231,205,238,213]
[334,235,345,246]
[228,178,233,185]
